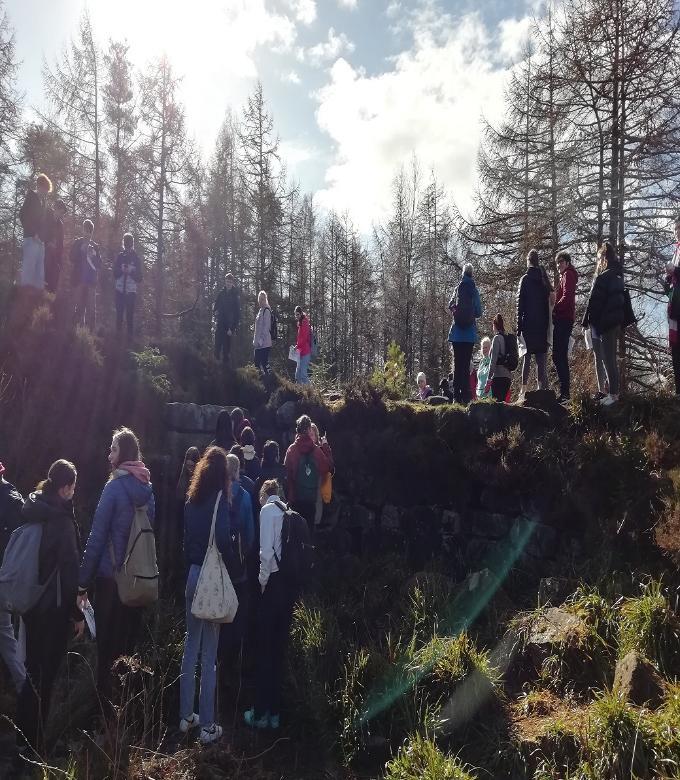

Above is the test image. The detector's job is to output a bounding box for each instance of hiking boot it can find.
[244,709,269,729]
[179,713,199,733]
[199,724,223,745]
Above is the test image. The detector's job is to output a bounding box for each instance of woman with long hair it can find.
[516,249,551,399]
[253,290,273,376]
[488,314,513,402]
[180,446,232,745]
[78,427,155,710]
[17,460,83,753]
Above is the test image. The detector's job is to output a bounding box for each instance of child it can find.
[416,372,433,401]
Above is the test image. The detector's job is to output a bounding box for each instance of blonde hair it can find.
[226,452,240,481]
[258,290,269,307]
[480,337,491,356]
[416,371,427,384]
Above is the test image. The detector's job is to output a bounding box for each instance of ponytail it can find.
[37,459,77,496]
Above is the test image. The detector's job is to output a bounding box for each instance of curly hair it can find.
[187,446,229,504]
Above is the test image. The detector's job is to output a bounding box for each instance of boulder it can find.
[518,608,587,672]
[165,403,236,433]
[276,400,297,428]
[470,510,518,539]
[468,401,550,438]
[613,651,665,709]
[381,504,402,531]
[520,389,569,424]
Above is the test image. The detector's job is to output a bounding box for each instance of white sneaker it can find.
[600,394,618,407]
[199,724,223,745]
[179,713,199,733]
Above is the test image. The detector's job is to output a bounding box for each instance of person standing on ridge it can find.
[293,306,312,385]
[552,250,578,402]
[113,233,143,340]
[447,263,482,405]
[516,249,551,400]
[71,219,101,330]
[214,272,241,367]
[19,174,52,289]
[45,199,67,294]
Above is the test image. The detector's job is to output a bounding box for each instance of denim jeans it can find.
[20,237,45,289]
[179,564,220,727]
[0,610,25,691]
[295,353,311,384]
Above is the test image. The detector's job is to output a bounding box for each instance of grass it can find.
[384,734,477,780]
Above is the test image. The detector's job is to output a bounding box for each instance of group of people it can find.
[0,407,334,756]
[213,270,315,385]
[417,239,639,407]
[19,174,143,339]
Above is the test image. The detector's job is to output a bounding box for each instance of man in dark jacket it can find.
[71,219,102,330]
[45,200,67,294]
[517,249,551,397]
[583,241,625,406]
[0,463,26,693]
[552,250,579,402]
[113,233,143,339]
[213,273,241,366]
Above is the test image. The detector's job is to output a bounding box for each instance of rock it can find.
[324,391,343,403]
[471,510,518,539]
[468,401,550,437]
[614,651,665,709]
[276,400,297,428]
[520,389,569,424]
[165,403,236,433]
[426,395,450,406]
[538,577,578,607]
[514,521,560,559]
[516,608,587,674]
[441,509,462,536]
[381,504,402,531]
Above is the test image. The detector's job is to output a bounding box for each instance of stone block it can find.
[471,510,518,539]
[381,504,402,531]
[165,403,237,433]
[276,401,297,428]
[614,651,664,709]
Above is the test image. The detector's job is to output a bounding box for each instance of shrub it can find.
[384,734,477,780]
[130,347,171,400]
[371,341,408,400]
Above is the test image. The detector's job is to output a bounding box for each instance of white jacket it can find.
[259,495,284,591]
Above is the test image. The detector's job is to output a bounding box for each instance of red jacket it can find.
[553,264,578,323]
[283,433,331,504]
[296,316,312,357]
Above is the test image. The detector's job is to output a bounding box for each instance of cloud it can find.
[338,0,358,8]
[282,70,302,84]
[498,16,533,62]
[307,27,356,66]
[286,0,317,25]
[314,7,513,230]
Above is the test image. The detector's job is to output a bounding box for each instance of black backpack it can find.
[497,333,519,371]
[268,307,278,341]
[453,283,475,328]
[274,501,315,590]
[225,489,246,582]
[622,289,637,329]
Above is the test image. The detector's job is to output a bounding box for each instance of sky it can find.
[5,0,538,231]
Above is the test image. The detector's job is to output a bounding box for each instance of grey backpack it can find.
[0,522,58,614]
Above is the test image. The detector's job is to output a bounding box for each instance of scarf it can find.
[114,460,151,484]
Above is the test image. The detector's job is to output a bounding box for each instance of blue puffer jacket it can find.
[448,275,483,344]
[79,474,155,587]
[184,486,255,585]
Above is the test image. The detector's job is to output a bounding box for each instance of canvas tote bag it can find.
[191,491,239,623]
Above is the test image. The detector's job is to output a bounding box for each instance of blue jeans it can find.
[295,353,311,384]
[179,565,220,726]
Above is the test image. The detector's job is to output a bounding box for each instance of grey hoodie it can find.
[254,306,273,349]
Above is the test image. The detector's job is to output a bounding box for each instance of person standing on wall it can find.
[253,291,273,377]
[113,233,143,340]
[19,174,52,290]
[552,250,578,402]
[71,219,101,331]
[447,263,483,405]
[45,200,67,295]
[665,216,680,395]
[293,306,312,385]
[214,273,241,367]
[516,249,551,400]
[582,241,625,407]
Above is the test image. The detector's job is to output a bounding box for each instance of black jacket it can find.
[19,190,50,241]
[214,286,241,331]
[21,492,83,621]
[254,462,287,502]
[517,266,550,354]
[583,260,625,334]
[0,477,24,559]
